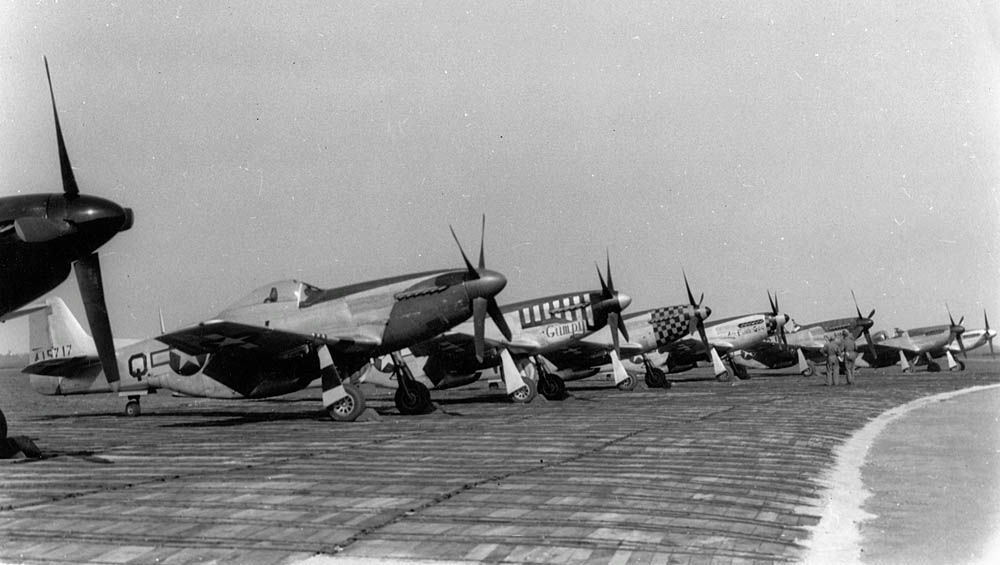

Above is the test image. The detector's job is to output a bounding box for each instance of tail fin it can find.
[26,298,98,375]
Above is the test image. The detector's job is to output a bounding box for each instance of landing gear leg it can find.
[533,357,567,400]
[391,351,434,415]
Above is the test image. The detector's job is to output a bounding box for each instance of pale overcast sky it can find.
[2,2,998,351]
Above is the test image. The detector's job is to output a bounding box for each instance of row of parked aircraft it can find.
[2,60,996,433]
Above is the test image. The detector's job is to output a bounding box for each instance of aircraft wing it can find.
[659,335,737,361]
[539,339,646,370]
[157,320,383,360]
[410,331,518,361]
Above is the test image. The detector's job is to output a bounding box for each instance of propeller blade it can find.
[868,308,876,320]
[487,298,512,341]
[683,270,697,306]
[779,324,787,346]
[957,334,968,358]
[959,315,964,327]
[13,217,75,242]
[449,225,479,279]
[851,289,863,319]
[477,214,486,271]
[609,311,621,353]
[73,253,120,389]
[767,290,776,315]
[616,311,630,343]
[773,291,780,316]
[44,57,79,197]
[864,328,877,359]
[697,319,711,355]
[605,252,614,293]
[595,263,610,297]
[947,304,955,327]
[473,297,487,362]
[985,310,991,332]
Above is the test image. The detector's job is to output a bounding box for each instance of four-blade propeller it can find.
[946,304,967,358]
[682,270,712,354]
[766,290,788,346]
[36,57,134,390]
[596,252,631,354]
[450,216,511,362]
[851,290,878,359]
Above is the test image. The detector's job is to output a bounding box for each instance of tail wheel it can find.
[617,374,637,391]
[395,381,433,415]
[327,383,366,422]
[509,376,537,404]
[125,400,141,417]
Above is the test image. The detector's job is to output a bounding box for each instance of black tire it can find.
[617,374,637,391]
[958,361,966,371]
[802,366,814,377]
[734,365,750,380]
[539,373,567,400]
[509,376,537,403]
[0,408,7,442]
[125,400,141,417]
[326,383,366,422]
[395,381,433,415]
[716,368,732,382]
[927,362,941,373]
[646,367,667,388]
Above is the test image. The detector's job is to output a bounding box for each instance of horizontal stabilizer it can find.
[24,355,100,376]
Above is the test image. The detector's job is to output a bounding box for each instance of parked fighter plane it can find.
[20,222,511,421]
[856,308,967,372]
[732,291,877,377]
[540,273,712,389]
[370,257,632,413]
[947,310,995,356]
[1,58,133,392]
[625,292,790,382]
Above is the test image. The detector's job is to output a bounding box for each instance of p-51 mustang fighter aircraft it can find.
[1,58,133,393]
[540,273,712,390]
[732,291,877,377]
[367,257,632,414]
[856,308,967,372]
[947,310,995,356]
[20,223,509,421]
[624,292,791,382]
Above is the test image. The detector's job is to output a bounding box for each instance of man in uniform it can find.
[841,329,857,385]
[821,335,838,386]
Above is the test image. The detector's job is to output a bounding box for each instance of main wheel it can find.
[539,373,566,400]
[125,400,141,417]
[927,361,941,373]
[716,368,733,382]
[802,366,815,377]
[617,374,637,391]
[326,383,366,422]
[509,376,537,403]
[734,364,750,380]
[645,367,666,388]
[0,408,7,442]
[395,381,433,415]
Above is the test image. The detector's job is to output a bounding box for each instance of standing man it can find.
[821,335,838,386]
[841,329,857,385]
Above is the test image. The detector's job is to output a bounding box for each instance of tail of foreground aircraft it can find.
[22,298,143,397]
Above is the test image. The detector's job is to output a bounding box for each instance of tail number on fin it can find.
[32,344,72,363]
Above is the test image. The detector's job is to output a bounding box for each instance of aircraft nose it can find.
[616,292,632,311]
[467,269,507,300]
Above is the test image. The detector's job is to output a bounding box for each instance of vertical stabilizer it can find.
[29,298,97,358]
